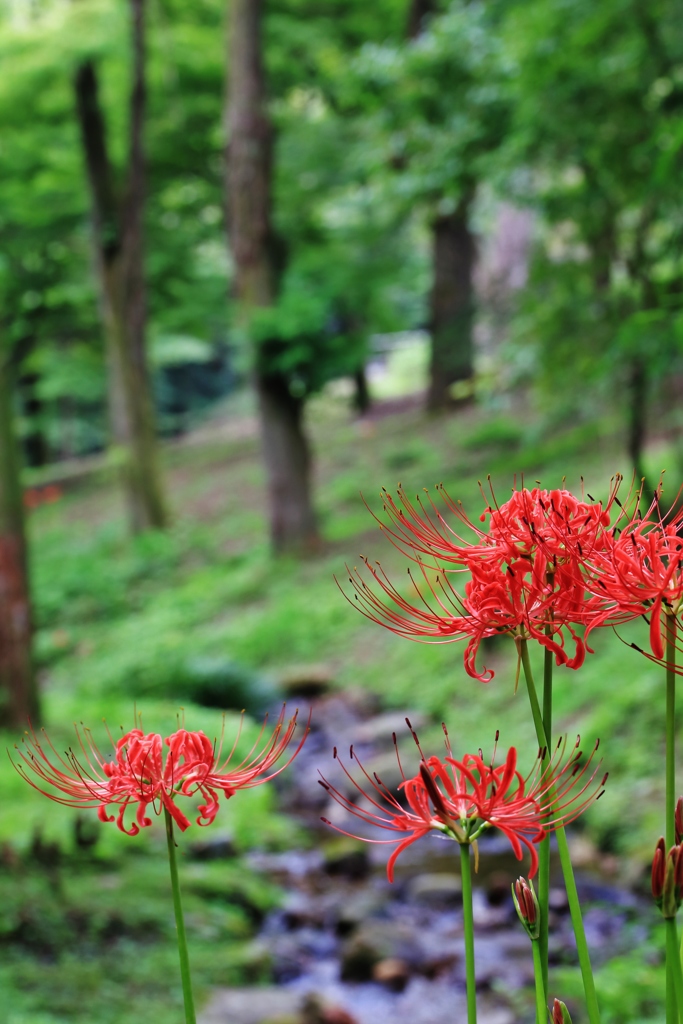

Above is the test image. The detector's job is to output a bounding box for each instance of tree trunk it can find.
[426,199,476,412]
[627,354,651,496]
[19,369,49,467]
[407,0,477,414]
[256,372,318,551]
[74,0,167,535]
[407,0,435,38]
[352,366,372,415]
[0,350,39,727]
[226,0,319,554]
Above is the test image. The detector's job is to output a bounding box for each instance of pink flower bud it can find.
[512,876,540,940]
[552,998,573,1023]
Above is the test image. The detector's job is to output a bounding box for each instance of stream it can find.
[200,690,651,1024]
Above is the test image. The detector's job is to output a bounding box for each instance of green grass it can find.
[0,384,675,1020]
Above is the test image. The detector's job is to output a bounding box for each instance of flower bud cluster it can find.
[651,837,683,918]
[511,876,540,940]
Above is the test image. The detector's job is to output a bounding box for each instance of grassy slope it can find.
[2,378,675,1022]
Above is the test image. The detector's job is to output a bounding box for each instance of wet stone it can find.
[349,712,428,747]
[279,665,335,699]
[340,921,424,981]
[406,873,462,907]
[189,832,237,861]
[324,846,371,881]
[372,957,411,991]
[199,987,302,1024]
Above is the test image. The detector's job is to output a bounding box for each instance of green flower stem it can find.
[531,939,549,1024]
[666,917,683,1022]
[666,613,677,1024]
[165,808,197,1024]
[537,641,554,1000]
[460,842,478,1024]
[519,638,601,1024]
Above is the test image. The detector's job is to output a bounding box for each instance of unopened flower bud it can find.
[552,998,573,1023]
[512,876,540,940]
[652,838,683,918]
[676,797,683,846]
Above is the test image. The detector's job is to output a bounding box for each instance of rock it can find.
[484,871,514,907]
[472,889,509,930]
[189,832,237,861]
[548,886,569,913]
[323,842,371,880]
[351,711,428,747]
[340,921,423,981]
[280,665,335,697]
[333,890,391,935]
[406,873,462,906]
[280,892,325,931]
[568,834,599,869]
[301,993,359,1024]
[199,987,302,1024]
[372,956,411,991]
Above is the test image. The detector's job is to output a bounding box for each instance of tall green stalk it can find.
[537,641,553,1000]
[665,612,677,1024]
[519,638,601,1024]
[165,808,197,1024]
[460,842,478,1024]
[532,938,549,1024]
[666,917,683,1023]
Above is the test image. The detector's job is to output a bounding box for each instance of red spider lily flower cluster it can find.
[319,722,606,881]
[12,707,307,835]
[343,479,627,681]
[343,476,683,680]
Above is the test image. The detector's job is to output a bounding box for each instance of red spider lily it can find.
[583,517,683,662]
[343,553,591,681]
[11,706,308,835]
[341,477,633,681]
[319,723,606,881]
[366,478,625,574]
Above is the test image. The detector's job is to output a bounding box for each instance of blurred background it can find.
[0,0,681,1020]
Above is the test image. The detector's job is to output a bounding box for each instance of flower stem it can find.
[460,842,478,1024]
[666,917,683,1022]
[537,642,554,1000]
[165,808,197,1024]
[666,613,678,1024]
[532,939,548,1024]
[666,613,677,849]
[519,638,601,1024]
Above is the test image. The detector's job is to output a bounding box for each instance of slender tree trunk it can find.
[74,0,167,534]
[19,369,49,467]
[426,198,476,412]
[407,0,434,38]
[352,366,372,415]
[627,354,650,488]
[226,0,319,554]
[0,349,39,727]
[407,0,476,413]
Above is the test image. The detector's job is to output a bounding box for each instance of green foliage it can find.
[502,0,683,432]
[554,939,666,1023]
